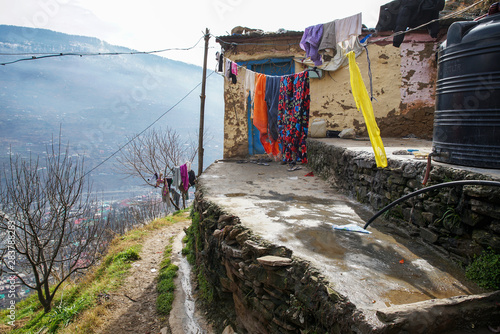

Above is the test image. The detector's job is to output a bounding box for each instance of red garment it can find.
[253,73,280,156]
[180,164,189,191]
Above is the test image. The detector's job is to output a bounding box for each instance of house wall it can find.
[219,31,444,159]
[221,34,303,159]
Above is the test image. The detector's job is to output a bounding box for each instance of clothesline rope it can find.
[218,54,312,78]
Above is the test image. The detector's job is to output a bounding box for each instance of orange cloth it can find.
[253,73,268,136]
[252,73,280,156]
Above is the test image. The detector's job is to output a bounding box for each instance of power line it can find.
[0,35,205,66]
[81,70,216,180]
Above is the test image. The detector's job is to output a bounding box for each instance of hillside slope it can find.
[0,25,224,193]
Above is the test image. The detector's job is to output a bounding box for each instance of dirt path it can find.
[96,219,191,334]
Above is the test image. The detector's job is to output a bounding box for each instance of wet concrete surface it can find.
[199,158,485,324]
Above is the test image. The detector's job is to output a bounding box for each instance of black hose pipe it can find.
[363,180,500,229]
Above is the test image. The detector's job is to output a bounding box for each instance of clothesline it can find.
[217,54,311,78]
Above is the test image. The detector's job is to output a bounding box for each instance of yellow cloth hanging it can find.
[347,51,388,168]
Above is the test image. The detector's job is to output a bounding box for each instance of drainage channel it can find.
[168,232,211,334]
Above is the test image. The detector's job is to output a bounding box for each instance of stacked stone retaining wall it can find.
[307,139,500,264]
[190,139,500,333]
[191,195,373,333]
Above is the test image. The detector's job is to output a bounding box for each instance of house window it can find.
[238,57,295,76]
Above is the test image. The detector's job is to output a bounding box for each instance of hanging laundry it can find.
[173,166,181,189]
[162,183,170,203]
[277,72,310,164]
[216,51,224,72]
[180,164,190,192]
[347,51,387,168]
[188,170,196,187]
[319,20,337,52]
[224,58,231,79]
[296,36,364,73]
[297,13,363,73]
[375,0,445,47]
[300,24,324,66]
[166,178,173,191]
[243,68,256,118]
[265,75,282,142]
[171,189,180,207]
[230,62,238,84]
[155,173,164,188]
[335,12,362,44]
[253,73,279,157]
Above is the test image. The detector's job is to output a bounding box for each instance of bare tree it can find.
[0,140,108,313]
[116,127,198,209]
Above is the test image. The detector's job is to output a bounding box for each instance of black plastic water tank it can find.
[433,13,500,169]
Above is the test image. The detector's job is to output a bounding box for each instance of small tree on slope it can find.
[0,140,108,313]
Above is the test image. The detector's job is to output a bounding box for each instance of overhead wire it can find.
[81,70,216,181]
[0,35,205,66]
[0,30,215,178]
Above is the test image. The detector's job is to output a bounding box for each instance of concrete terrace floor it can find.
[198,137,496,326]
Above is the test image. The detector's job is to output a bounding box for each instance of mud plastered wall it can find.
[220,31,443,158]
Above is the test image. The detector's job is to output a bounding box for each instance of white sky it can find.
[0,0,390,68]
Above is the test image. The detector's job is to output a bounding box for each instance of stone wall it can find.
[306,139,500,264]
[191,195,373,333]
[191,162,500,333]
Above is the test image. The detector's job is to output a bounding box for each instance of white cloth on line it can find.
[335,12,362,45]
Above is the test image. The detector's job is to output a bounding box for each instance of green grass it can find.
[0,209,191,333]
[156,237,179,316]
[182,211,214,303]
[182,211,200,265]
[0,246,137,334]
[197,269,214,303]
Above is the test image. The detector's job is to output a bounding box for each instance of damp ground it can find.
[200,159,486,325]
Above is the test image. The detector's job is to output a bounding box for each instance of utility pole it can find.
[198,28,210,177]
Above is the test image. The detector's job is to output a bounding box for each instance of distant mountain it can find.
[0,25,224,197]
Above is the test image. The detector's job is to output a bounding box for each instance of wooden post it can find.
[198,28,210,177]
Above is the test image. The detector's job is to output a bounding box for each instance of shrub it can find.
[114,247,140,263]
[466,248,500,290]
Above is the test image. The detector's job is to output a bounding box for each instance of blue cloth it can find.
[265,76,282,141]
[332,223,372,234]
[300,24,324,66]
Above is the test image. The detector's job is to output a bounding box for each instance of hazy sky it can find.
[1,0,390,68]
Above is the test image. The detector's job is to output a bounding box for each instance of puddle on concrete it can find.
[215,192,482,312]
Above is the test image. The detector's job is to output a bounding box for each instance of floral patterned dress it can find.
[277,71,310,163]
